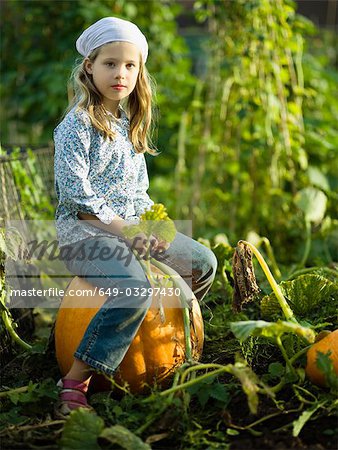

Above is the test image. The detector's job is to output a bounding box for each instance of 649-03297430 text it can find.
[9,287,182,298]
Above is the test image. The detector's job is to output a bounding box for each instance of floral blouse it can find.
[53,106,154,248]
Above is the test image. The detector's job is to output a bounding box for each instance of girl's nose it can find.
[115,66,126,79]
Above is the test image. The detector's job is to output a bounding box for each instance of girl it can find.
[54,16,217,416]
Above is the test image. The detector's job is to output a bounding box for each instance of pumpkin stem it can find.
[131,255,167,324]
[132,249,194,362]
[149,258,193,361]
[238,241,296,322]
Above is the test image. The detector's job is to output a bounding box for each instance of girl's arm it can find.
[77,212,126,237]
[77,212,159,257]
[54,112,118,225]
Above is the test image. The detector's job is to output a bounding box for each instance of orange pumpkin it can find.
[305,329,338,386]
[55,265,204,393]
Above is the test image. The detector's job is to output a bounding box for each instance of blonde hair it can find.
[66,45,158,155]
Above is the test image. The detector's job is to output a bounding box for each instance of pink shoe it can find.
[54,378,94,418]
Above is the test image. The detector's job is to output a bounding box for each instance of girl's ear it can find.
[84,58,93,75]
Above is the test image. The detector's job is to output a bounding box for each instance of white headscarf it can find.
[76,17,148,63]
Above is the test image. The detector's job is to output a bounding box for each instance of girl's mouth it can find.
[111,85,127,90]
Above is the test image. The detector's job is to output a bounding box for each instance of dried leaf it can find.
[232,242,260,312]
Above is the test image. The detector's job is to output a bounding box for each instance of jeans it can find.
[61,232,217,376]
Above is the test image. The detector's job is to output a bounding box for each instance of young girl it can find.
[54,17,217,416]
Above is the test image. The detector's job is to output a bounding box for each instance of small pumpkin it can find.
[305,329,338,386]
[55,265,204,393]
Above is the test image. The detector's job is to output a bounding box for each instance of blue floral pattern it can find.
[54,106,154,247]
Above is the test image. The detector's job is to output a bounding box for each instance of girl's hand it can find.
[127,232,158,258]
[152,236,170,255]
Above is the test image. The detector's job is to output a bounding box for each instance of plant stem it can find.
[276,336,297,378]
[261,237,282,280]
[168,362,192,401]
[153,367,228,399]
[239,240,295,322]
[180,363,225,385]
[137,253,194,361]
[149,258,191,308]
[0,385,30,397]
[298,220,312,269]
[1,310,32,351]
[1,420,65,430]
[150,258,193,360]
[289,345,311,364]
[266,379,286,394]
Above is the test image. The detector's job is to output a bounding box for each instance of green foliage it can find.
[187,375,231,408]
[227,360,263,415]
[6,380,58,406]
[166,0,338,263]
[100,426,151,450]
[0,146,54,221]
[0,379,58,429]
[261,274,338,319]
[60,409,152,450]
[230,319,316,343]
[60,409,104,450]
[268,361,285,379]
[123,203,177,243]
[292,401,325,437]
[295,187,327,224]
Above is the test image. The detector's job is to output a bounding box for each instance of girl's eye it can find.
[127,64,135,68]
[106,62,115,67]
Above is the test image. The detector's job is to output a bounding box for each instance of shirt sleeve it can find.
[54,111,117,224]
[133,155,154,217]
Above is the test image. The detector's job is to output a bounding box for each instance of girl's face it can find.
[85,42,140,115]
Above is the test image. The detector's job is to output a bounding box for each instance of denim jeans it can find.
[61,232,217,376]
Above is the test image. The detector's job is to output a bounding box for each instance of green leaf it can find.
[196,388,210,408]
[292,403,323,437]
[60,409,104,450]
[308,166,330,191]
[209,383,231,404]
[316,351,338,391]
[226,428,240,436]
[211,242,234,265]
[230,319,315,343]
[268,362,285,378]
[295,187,327,224]
[228,362,262,414]
[100,425,151,450]
[261,274,338,318]
[150,220,177,243]
[0,407,29,428]
[189,380,230,408]
[123,204,177,243]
